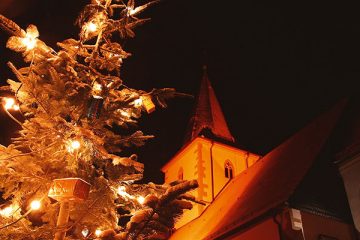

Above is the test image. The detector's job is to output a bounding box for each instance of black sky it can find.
[1,0,360,183]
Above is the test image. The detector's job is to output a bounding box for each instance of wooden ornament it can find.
[48,178,91,202]
[48,178,91,240]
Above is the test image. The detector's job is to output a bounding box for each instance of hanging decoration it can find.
[48,178,91,240]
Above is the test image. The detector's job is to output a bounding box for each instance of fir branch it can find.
[0,141,58,161]
[0,14,24,37]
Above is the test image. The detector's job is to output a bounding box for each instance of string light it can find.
[84,12,106,34]
[30,200,41,210]
[3,97,19,111]
[117,186,134,200]
[67,140,81,153]
[117,186,146,205]
[81,228,89,237]
[127,7,137,16]
[95,229,102,237]
[2,97,23,127]
[137,196,145,205]
[0,205,16,218]
[21,32,37,51]
[118,109,131,118]
[13,104,20,111]
[92,82,103,98]
[92,82,102,92]
[133,98,143,108]
[86,22,98,32]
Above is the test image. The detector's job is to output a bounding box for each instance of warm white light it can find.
[92,82,103,98]
[3,98,15,110]
[133,98,143,108]
[117,186,127,197]
[92,82,102,92]
[67,140,81,153]
[137,196,145,205]
[0,205,14,218]
[81,228,89,237]
[119,109,131,118]
[95,229,102,237]
[21,32,37,50]
[86,22,98,32]
[13,104,20,111]
[30,200,41,210]
[117,186,134,200]
[127,7,137,16]
[71,140,80,150]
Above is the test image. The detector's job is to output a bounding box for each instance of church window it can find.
[178,167,184,180]
[224,161,233,179]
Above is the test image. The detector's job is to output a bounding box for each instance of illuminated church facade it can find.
[161,67,359,240]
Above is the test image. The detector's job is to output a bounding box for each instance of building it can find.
[334,96,360,237]
[161,67,358,240]
[161,66,261,228]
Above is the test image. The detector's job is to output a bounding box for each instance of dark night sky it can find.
[1,0,360,184]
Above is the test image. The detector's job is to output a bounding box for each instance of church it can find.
[161,67,360,240]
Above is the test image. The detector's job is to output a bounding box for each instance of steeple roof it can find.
[184,66,235,143]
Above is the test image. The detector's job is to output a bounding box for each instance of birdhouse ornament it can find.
[48,178,91,240]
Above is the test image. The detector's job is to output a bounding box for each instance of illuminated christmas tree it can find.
[0,0,198,239]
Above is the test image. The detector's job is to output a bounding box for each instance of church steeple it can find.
[184,65,235,143]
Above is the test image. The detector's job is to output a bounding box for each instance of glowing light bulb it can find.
[95,229,102,237]
[92,82,102,92]
[118,109,131,118]
[3,98,15,110]
[137,196,145,205]
[30,200,41,210]
[117,186,127,197]
[92,82,103,98]
[127,7,137,16]
[0,205,14,217]
[71,140,80,149]
[13,104,20,111]
[133,98,143,108]
[81,228,89,237]
[87,22,98,32]
[21,32,37,50]
[67,140,81,153]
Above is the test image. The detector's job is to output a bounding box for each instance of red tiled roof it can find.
[171,100,346,240]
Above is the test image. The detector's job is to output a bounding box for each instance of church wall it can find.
[211,142,260,198]
[162,138,213,228]
[162,137,261,229]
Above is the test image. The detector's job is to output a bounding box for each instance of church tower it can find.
[161,66,261,228]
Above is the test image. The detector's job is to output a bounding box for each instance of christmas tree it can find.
[0,0,198,239]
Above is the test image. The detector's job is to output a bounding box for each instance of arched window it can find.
[178,167,184,180]
[224,161,233,179]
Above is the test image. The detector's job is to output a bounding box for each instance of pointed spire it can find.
[184,65,235,143]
